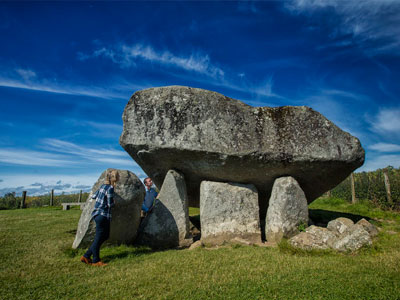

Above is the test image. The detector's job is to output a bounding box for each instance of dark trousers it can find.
[84,215,110,263]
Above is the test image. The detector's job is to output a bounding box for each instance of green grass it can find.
[1,200,400,300]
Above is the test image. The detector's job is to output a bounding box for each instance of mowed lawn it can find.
[1,199,400,300]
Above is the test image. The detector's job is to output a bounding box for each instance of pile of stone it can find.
[289,217,378,252]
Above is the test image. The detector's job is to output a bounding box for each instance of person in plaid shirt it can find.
[81,169,119,267]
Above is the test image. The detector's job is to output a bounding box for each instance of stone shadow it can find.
[189,215,201,242]
[309,209,373,227]
[134,200,180,249]
[101,247,154,261]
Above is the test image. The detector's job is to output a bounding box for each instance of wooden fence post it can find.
[383,169,393,206]
[351,173,356,204]
[78,190,82,203]
[21,191,27,208]
[50,189,54,206]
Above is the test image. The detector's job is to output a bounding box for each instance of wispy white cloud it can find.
[369,143,400,153]
[0,139,135,168]
[0,78,126,100]
[253,76,286,99]
[79,43,225,79]
[41,138,133,166]
[319,89,364,101]
[0,149,72,167]
[15,68,36,81]
[0,67,136,100]
[83,121,123,138]
[370,107,400,136]
[357,154,400,172]
[285,0,400,55]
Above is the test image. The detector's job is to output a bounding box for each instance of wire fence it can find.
[0,190,89,210]
[328,166,399,210]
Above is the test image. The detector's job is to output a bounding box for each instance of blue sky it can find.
[1,1,400,196]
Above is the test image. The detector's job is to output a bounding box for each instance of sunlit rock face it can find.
[119,86,364,216]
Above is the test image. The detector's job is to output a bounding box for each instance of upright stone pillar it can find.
[200,181,261,245]
[136,169,192,249]
[265,176,308,243]
[72,169,144,249]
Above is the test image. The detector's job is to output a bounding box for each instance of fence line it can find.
[0,190,88,210]
[329,166,399,209]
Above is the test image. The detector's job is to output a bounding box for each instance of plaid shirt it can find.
[91,184,115,220]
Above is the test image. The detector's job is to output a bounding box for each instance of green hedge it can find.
[331,166,399,209]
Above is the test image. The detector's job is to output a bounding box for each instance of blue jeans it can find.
[84,215,110,263]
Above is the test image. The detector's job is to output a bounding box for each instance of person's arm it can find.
[107,186,115,208]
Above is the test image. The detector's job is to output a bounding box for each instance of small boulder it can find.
[265,176,308,243]
[327,217,354,235]
[72,169,144,249]
[200,181,261,245]
[356,218,378,237]
[332,224,372,252]
[289,225,337,250]
[289,232,326,250]
[136,169,192,249]
[188,240,203,250]
[306,225,338,248]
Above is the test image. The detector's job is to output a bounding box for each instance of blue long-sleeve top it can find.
[142,187,157,212]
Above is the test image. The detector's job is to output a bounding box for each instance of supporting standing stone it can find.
[136,169,192,249]
[265,176,308,243]
[200,181,261,245]
[72,169,144,249]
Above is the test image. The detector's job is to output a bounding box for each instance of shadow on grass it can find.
[66,229,77,235]
[102,246,153,261]
[309,209,375,227]
[61,244,154,260]
[278,238,337,256]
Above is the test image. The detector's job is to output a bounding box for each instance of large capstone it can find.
[135,169,192,249]
[265,176,309,243]
[120,85,365,216]
[72,169,144,249]
[200,181,261,245]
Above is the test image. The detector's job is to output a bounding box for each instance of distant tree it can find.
[0,192,18,210]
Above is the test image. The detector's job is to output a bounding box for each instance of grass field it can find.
[1,198,400,300]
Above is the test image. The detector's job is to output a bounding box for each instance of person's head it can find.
[144,177,153,189]
[105,169,120,187]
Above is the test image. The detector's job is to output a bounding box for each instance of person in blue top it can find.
[142,177,157,215]
[80,169,119,267]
